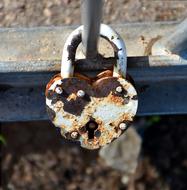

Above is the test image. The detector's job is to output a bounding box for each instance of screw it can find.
[116,86,123,93]
[70,131,78,139]
[77,90,85,97]
[119,122,127,130]
[88,122,96,129]
[94,130,101,137]
[55,86,63,94]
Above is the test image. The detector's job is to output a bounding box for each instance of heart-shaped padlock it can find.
[46,24,138,149]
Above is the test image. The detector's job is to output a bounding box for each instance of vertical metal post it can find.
[81,0,103,59]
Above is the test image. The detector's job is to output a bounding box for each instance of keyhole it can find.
[86,121,98,139]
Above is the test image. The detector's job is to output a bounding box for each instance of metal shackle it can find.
[61,24,127,78]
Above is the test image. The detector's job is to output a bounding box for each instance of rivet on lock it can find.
[45,24,138,149]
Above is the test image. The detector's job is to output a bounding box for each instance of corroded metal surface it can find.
[152,18,187,57]
[46,74,138,149]
[61,24,127,79]
[46,24,135,149]
[0,22,180,72]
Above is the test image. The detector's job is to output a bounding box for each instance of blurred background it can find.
[1,0,187,190]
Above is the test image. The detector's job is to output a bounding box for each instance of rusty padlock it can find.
[46,24,138,149]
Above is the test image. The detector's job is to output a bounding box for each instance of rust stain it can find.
[144,35,162,55]
[95,70,113,81]
[45,73,61,96]
[46,72,138,150]
[67,93,77,101]
[140,35,145,42]
[108,93,124,105]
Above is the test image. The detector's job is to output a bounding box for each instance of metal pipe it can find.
[152,18,187,58]
[81,0,103,59]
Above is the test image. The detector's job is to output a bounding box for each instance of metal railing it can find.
[0,19,187,121]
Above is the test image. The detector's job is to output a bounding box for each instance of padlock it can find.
[46,24,138,149]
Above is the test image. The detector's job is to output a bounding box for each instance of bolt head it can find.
[77,90,85,97]
[88,122,96,129]
[116,86,123,93]
[71,131,78,139]
[55,86,63,94]
[119,123,127,130]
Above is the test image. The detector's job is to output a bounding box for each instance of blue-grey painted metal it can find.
[1,65,187,121]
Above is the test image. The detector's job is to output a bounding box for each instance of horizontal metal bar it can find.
[0,21,186,121]
[0,21,178,62]
[1,65,187,121]
[0,55,187,73]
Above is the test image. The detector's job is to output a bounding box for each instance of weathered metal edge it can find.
[0,21,178,64]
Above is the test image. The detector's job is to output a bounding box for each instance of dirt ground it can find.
[2,117,187,190]
[0,0,187,27]
[1,0,187,190]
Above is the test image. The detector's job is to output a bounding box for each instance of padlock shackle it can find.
[61,24,127,78]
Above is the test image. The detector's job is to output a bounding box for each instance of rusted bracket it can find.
[0,21,187,121]
[152,18,187,58]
